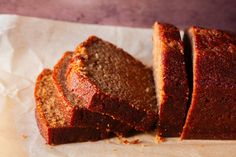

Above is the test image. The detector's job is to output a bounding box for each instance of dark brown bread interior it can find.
[35,69,108,145]
[181,26,236,140]
[152,22,189,137]
[66,36,157,131]
[52,52,133,136]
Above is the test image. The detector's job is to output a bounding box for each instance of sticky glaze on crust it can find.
[52,52,133,136]
[66,36,157,131]
[152,22,189,137]
[34,69,108,145]
[181,26,236,140]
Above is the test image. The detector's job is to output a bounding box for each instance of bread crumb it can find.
[124,139,141,144]
[155,135,165,143]
[22,134,28,139]
[95,53,99,59]
[117,137,141,144]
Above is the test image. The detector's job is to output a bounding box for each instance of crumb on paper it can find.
[117,137,141,145]
[155,135,165,143]
[22,134,28,139]
[123,139,141,144]
[105,139,109,144]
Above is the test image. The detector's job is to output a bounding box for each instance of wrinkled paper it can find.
[0,14,235,157]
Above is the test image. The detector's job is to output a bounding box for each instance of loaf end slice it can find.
[34,69,108,145]
[181,26,236,140]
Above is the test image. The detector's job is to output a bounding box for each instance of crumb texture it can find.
[35,69,68,128]
[70,36,157,112]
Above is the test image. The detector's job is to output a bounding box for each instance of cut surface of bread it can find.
[35,69,108,145]
[181,26,236,140]
[53,52,133,136]
[152,22,189,137]
[66,36,157,131]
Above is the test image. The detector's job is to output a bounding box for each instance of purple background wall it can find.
[0,0,236,31]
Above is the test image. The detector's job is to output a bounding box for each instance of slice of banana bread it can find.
[66,36,157,131]
[181,26,236,140]
[53,51,133,136]
[35,69,108,145]
[152,22,189,137]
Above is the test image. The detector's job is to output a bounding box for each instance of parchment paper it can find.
[0,14,235,157]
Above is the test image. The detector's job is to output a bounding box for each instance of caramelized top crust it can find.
[34,69,68,128]
[190,26,236,89]
[68,36,157,112]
